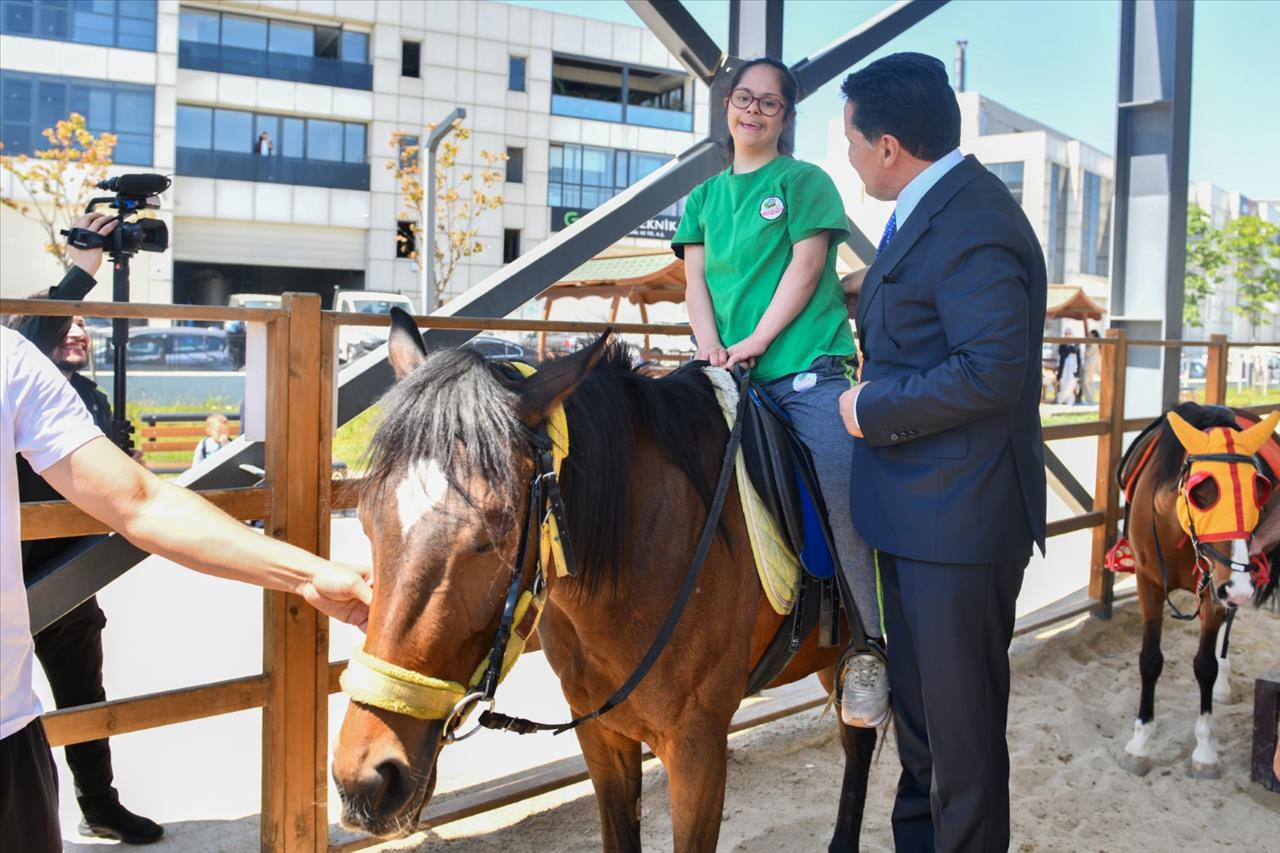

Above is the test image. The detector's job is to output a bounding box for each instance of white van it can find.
[333,290,416,364]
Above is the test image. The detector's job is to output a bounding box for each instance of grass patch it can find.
[1225,387,1280,408]
[333,405,379,474]
[124,397,239,469]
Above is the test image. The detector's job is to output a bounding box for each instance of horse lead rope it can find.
[478,367,753,736]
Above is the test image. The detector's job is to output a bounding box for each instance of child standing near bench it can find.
[191,413,230,466]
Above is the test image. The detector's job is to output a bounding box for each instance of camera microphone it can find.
[97,173,171,197]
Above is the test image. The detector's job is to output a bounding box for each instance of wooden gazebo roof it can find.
[1046,285,1106,321]
[546,248,686,306]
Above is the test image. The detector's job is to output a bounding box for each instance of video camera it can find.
[62,173,171,257]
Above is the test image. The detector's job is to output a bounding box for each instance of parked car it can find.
[464,335,530,362]
[334,290,416,364]
[96,327,234,371]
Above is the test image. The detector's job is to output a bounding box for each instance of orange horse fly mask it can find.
[1166,409,1279,586]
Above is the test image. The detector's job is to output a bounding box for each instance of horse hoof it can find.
[1190,761,1221,780]
[1118,752,1151,776]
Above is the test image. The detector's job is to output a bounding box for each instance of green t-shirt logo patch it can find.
[759,196,784,221]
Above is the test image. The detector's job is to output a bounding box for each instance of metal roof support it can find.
[729,0,784,59]
[27,0,952,628]
[1107,0,1193,418]
[625,0,724,86]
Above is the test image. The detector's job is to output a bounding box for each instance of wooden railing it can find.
[8,293,1278,852]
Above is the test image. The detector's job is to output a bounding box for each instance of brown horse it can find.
[1120,402,1279,777]
[331,311,877,851]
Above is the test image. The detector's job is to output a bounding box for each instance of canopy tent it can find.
[1045,285,1107,335]
[540,248,687,356]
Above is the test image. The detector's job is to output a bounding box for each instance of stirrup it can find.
[1105,538,1136,573]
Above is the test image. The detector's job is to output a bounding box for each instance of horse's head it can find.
[332,309,607,836]
[1166,408,1279,606]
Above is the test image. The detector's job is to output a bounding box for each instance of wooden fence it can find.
[8,294,1278,852]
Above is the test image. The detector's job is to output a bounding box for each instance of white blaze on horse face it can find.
[1222,539,1255,606]
[1124,718,1156,759]
[395,458,450,539]
[1192,712,1218,767]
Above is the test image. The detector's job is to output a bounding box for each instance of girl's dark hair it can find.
[724,57,798,157]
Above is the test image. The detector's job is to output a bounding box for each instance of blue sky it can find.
[506,0,1280,199]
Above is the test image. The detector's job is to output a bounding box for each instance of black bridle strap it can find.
[1153,488,1201,622]
[480,368,753,736]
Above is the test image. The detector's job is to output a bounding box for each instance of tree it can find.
[389,121,506,304]
[1184,203,1224,328]
[1221,214,1280,333]
[0,113,117,271]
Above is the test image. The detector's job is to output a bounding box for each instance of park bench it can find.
[138,412,241,474]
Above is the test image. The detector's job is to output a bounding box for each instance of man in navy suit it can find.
[837,54,1047,852]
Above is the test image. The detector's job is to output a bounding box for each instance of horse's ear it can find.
[1237,409,1280,455]
[387,307,426,380]
[1166,410,1209,454]
[517,331,612,426]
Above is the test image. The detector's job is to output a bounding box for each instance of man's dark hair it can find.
[840,52,961,161]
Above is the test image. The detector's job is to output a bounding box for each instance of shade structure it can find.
[1046,285,1106,322]
[547,247,687,307]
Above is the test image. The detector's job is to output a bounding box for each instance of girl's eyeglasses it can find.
[727,88,786,117]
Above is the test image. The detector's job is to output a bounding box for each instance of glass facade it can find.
[1048,163,1069,282]
[509,56,526,92]
[551,56,693,131]
[1,0,156,50]
[549,143,680,216]
[0,70,153,164]
[987,161,1025,205]
[1080,170,1112,277]
[176,105,368,190]
[178,9,371,90]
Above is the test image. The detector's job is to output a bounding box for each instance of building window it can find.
[988,161,1024,205]
[1080,170,1112,277]
[402,41,421,78]
[503,229,521,264]
[396,134,419,169]
[506,147,524,184]
[0,0,156,51]
[1048,163,1070,283]
[396,221,416,259]
[551,55,693,131]
[0,71,154,164]
[175,105,369,190]
[549,143,682,221]
[509,56,527,92]
[177,8,371,90]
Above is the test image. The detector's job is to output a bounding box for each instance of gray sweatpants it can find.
[760,355,882,640]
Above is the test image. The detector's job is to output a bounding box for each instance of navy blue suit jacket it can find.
[851,155,1047,564]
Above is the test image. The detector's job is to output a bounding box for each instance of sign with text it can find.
[550,206,679,240]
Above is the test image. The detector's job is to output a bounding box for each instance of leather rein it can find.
[343,366,752,742]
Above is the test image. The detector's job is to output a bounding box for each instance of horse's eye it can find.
[1255,472,1273,508]
[473,540,496,555]
[1187,473,1219,511]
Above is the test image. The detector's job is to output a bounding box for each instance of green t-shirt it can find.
[671,156,854,383]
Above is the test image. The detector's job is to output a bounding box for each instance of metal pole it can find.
[422,107,466,314]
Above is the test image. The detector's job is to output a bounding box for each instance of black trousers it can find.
[0,719,61,852]
[881,552,1027,853]
[33,596,114,799]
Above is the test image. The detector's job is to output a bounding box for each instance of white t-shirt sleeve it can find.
[4,328,104,473]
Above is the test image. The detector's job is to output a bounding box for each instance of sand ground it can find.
[58,597,1277,852]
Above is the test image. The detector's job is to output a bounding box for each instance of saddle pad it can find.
[703,368,799,615]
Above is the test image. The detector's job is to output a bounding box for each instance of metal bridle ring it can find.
[442,691,494,744]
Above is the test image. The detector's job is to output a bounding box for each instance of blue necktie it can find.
[876,211,897,259]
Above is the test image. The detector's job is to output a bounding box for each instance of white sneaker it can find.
[840,652,889,728]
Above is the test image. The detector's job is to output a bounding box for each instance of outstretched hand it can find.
[299,562,373,630]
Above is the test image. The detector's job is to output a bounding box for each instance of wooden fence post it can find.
[262,294,328,853]
[1206,333,1229,405]
[1089,329,1127,615]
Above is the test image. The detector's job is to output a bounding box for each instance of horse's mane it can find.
[362,341,724,601]
[559,346,723,599]
[1150,401,1239,491]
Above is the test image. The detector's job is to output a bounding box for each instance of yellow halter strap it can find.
[339,360,569,721]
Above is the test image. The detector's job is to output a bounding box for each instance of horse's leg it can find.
[575,720,642,853]
[817,667,875,853]
[1211,608,1235,705]
[653,723,728,853]
[1191,603,1227,779]
[1122,577,1165,776]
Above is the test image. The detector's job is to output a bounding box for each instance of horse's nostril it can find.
[1216,583,1231,601]
[372,758,411,813]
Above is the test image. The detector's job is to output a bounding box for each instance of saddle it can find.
[737,377,869,696]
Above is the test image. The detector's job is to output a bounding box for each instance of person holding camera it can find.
[5,213,165,845]
[1,216,372,852]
